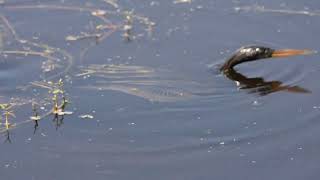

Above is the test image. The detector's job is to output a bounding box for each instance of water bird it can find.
[220,46,314,72]
[220,46,315,95]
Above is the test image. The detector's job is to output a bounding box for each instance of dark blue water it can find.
[1,0,320,179]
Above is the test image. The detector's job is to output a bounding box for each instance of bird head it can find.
[221,45,314,71]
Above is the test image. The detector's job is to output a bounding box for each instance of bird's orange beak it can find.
[272,49,316,58]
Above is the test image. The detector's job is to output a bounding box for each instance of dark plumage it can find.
[220,46,312,72]
[220,45,314,95]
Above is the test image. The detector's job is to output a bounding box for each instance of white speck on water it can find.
[19,39,27,43]
[219,142,225,145]
[79,114,94,119]
[252,100,262,106]
[196,5,203,9]
[173,0,192,4]
[128,122,136,126]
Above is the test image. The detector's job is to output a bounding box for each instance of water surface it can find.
[1,0,320,180]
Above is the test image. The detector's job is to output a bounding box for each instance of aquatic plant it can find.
[0,103,15,143]
[0,103,15,130]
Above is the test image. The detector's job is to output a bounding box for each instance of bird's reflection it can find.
[224,68,310,96]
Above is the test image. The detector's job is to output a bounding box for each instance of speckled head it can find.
[220,46,274,71]
[237,46,274,60]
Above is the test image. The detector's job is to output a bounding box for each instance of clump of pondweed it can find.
[0,103,15,143]
[0,103,15,130]
[48,79,72,129]
[30,102,41,133]
[30,79,72,130]
[50,79,66,115]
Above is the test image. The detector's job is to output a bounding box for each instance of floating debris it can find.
[65,35,78,41]
[65,33,101,41]
[79,114,94,119]
[91,9,107,16]
[173,0,192,4]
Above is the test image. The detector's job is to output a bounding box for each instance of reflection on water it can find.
[224,68,310,96]
[3,130,11,143]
